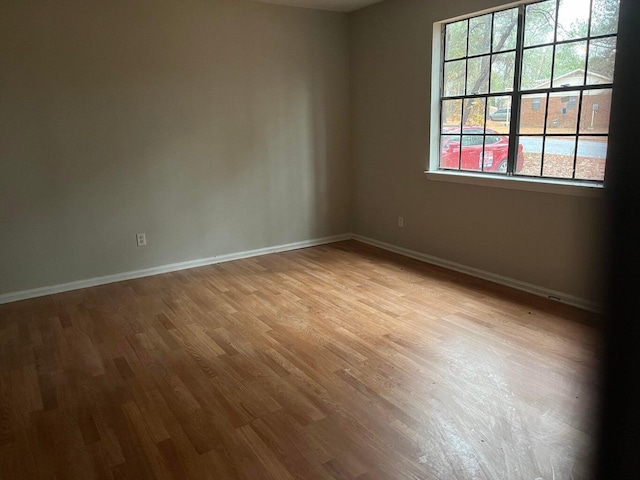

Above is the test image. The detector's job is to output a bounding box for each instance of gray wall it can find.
[0,0,351,294]
[350,0,606,303]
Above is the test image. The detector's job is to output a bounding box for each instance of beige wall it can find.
[350,0,605,303]
[0,0,351,294]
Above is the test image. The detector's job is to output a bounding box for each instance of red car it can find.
[440,127,524,173]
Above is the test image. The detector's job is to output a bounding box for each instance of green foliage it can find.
[591,0,620,36]
[524,0,556,47]
[442,0,619,123]
[445,20,467,60]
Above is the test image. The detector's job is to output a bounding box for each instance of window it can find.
[436,0,619,183]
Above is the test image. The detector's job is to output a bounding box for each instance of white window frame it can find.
[426,0,612,197]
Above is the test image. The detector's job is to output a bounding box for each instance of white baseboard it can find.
[0,234,351,305]
[0,232,599,312]
[351,234,600,312]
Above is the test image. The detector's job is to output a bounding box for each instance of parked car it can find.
[489,107,511,122]
[440,127,524,173]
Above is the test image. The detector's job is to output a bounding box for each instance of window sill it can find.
[425,170,604,197]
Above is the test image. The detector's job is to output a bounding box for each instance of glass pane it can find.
[445,20,468,60]
[467,56,490,95]
[463,98,486,131]
[490,51,515,93]
[493,8,518,52]
[517,136,544,176]
[444,60,466,96]
[440,134,461,169]
[579,88,612,134]
[542,136,577,178]
[487,96,512,134]
[547,91,580,133]
[553,41,588,87]
[590,0,620,37]
[520,94,548,134]
[441,99,462,129]
[521,46,553,90]
[587,37,616,83]
[525,0,556,47]
[575,136,607,181]
[482,134,510,173]
[461,135,484,146]
[460,135,485,172]
[468,14,492,57]
[557,0,590,41]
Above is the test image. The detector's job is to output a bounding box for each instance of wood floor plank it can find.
[0,240,599,479]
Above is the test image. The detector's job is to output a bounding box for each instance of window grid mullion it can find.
[583,0,595,87]
[458,18,471,170]
[572,90,586,179]
[550,0,561,88]
[536,0,563,177]
[521,32,616,52]
[481,98,488,172]
[458,106,463,170]
[442,83,614,101]
[540,93,552,176]
[538,132,608,137]
[506,4,526,175]
[444,48,517,64]
[458,19,468,170]
[487,12,495,97]
[464,19,471,97]
[440,27,445,170]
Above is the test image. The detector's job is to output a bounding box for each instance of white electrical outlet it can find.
[136,233,147,247]
[398,217,404,228]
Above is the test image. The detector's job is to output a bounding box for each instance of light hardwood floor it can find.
[0,240,600,479]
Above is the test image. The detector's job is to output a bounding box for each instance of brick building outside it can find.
[519,69,612,133]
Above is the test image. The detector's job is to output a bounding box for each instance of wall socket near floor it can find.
[136,233,147,247]
[398,216,404,228]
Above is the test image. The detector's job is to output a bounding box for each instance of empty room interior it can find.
[0,0,635,478]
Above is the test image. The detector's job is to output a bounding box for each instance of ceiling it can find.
[251,0,384,13]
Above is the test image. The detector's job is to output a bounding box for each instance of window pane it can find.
[466,56,490,95]
[444,60,466,96]
[441,99,462,129]
[460,135,485,171]
[520,94,548,134]
[552,41,587,87]
[468,14,492,57]
[445,19,468,60]
[548,91,580,133]
[517,136,544,176]
[521,46,553,90]
[579,88,612,134]
[575,136,607,181]
[493,8,518,52]
[487,96,512,134]
[483,135,510,173]
[590,0,620,37]
[440,135,461,169]
[587,37,616,84]
[557,0,590,41]
[490,51,515,93]
[525,0,556,47]
[542,136,576,178]
[462,135,485,145]
[463,98,486,131]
